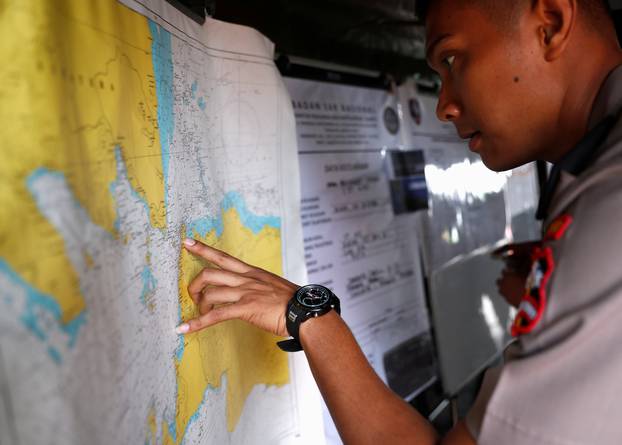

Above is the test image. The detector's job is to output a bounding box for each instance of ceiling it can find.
[168,0,429,80]
[167,0,622,82]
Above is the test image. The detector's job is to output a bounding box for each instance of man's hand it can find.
[175,238,475,445]
[175,238,298,337]
[492,241,539,308]
[496,268,528,308]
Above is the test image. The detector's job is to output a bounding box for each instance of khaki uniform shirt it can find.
[466,65,622,444]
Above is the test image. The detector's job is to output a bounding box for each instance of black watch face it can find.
[296,285,331,308]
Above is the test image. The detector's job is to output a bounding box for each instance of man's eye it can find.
[443,55,456,69]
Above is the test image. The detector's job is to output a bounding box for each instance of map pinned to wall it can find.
[0,0,322,444]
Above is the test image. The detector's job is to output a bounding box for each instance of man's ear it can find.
[531,0,578,61]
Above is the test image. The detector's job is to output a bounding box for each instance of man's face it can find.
[426,0,562,171]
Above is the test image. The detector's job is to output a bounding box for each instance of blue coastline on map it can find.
[108,148,167,337]
[171,192,281,441]
[147,21,282,443]
[0,259,61,342]
[149,20,174,209]
[182,382,224,442]
[0,257,84,364]
[110,147,154,231]
[140,265,157,307]
[186,191,281,239]
[175,315,185,361]
[23,168,89,357]
[197,96,206,110]
[165,380,226,443]
[146,21,187,379]
[47,346,62,364]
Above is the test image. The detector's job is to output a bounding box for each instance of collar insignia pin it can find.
[544,214,573,241]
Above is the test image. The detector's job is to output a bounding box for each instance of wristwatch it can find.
[276,284,341,352]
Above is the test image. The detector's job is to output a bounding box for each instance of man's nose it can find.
[436,84,461,122]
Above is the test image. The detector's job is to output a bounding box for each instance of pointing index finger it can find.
[176,303,246,334]
[183,238,253,274]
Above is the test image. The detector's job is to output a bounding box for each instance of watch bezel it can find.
[294,284,334,314]
[282,285,341,343]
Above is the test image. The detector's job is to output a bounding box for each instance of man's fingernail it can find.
[183,238,197,247]
[175,323,190,334]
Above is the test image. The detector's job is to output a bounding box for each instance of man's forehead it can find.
[424,0,468,36]
[424,1,497,50]
[424,1,471,54]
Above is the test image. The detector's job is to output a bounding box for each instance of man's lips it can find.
[458,130,483,152]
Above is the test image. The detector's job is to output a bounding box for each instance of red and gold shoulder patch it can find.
[544,214,573,241]
[511,246,555,337]
[512,216,569,336]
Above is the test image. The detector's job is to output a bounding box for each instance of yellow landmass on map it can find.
[165,208,289,441]
[147,406,158,444]
[0,0,164,320]
[1,1,289,442]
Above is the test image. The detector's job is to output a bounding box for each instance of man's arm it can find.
[177,239,475,445]
[301,311,474,444]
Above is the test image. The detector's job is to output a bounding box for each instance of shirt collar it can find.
[535,64,622,220]
[556,113,618,177]
[588,64,622,130]
[559,64,622,176]
[536,115,617,220]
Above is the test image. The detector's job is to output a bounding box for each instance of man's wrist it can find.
[298,310,341,348]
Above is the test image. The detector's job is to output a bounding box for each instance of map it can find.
[0,0,321,444]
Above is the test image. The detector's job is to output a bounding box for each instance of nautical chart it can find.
[0,0,321,443]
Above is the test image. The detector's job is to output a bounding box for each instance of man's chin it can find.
[480,152,529,172]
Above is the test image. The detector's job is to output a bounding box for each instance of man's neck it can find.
[549,48,622,163]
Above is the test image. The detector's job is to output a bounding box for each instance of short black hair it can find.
[415,0,432,20]
[416,0,611,23]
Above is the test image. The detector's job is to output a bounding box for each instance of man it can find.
[175,0,622,443]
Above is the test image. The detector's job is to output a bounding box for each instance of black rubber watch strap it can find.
[277,302,306,352]
[285,303,304,340]
[276,338,303,352]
